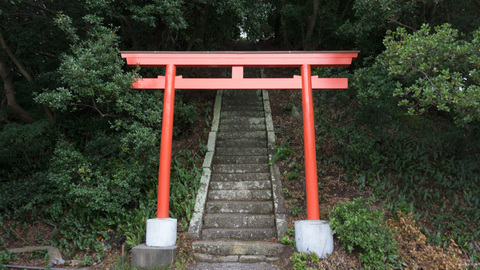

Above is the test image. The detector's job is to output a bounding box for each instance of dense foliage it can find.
[381,24,480,125]
[330,198,401,268]
[1,0,479,266]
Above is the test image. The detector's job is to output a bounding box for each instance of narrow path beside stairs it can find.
[189,89,287,269]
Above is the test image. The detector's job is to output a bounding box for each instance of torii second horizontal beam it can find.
[132,75,348,89]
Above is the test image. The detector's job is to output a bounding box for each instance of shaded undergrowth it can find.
[313,85,480,265]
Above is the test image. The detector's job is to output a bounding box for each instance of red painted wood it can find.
[121,51,358,221]
[131,76,348,89]
[301,64,320,220]
[157,64,176,219]
[121,51,358,67]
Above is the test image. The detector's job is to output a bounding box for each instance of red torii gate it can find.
[121,51,358,221]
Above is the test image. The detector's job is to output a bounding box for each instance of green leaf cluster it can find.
[329,198,401,268]
[380,23,480,125]
[0,10,202,253]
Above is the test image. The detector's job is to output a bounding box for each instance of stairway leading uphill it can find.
[191,90,285,269]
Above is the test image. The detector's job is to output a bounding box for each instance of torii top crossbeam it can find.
[121,51,358,221]
[121,51,358,90]
[122,51,358,67]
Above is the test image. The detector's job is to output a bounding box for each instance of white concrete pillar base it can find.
[146,218,177,247]
[295,219,334,258]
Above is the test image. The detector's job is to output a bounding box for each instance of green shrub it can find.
[0,13,207,254]
[329,198,401,268]
[0,251,18,268]
[270,141,293,165]
[313,78,480,255]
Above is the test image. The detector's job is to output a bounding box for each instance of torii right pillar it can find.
[295,64,333,258]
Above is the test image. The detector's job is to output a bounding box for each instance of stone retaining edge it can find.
[188,90,223,239]
[262,90,288,239]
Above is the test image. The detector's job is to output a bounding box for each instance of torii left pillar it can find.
[145,64,177,246]
[131,64,178,268]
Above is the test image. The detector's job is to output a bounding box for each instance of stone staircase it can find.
[190,90,286,269]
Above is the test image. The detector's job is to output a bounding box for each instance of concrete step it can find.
[223,90,261,96]
[202,228,276,240]
[204,214,275,228]
[208,189,272,201]
[223,94,261,99]
[220,111,265,118]
[214,147,267,156]
[206,201,273,214]
[222,94,261,100]
[213,155,268,164]
[193,240,284,257]
[220,124,266,132]
[222,99,263,105]
[217,131,266,140]
[220,117,265,125]
[222,105,264,112]
[210,173,271,182]
[191,261,279,269]
[209,180,272,190]
[215,138,266,148]
[212,164,269,174]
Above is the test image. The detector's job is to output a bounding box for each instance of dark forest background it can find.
[1,0,479,266]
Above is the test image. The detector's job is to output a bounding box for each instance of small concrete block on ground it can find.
[131,244,177,269]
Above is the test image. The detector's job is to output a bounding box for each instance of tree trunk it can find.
[304,0,320,50]
[0,53,36,123]
[280,0,292,49]
[0,30,32,82]
[473,0,480,10]
[119,16,139,49]
[0,29,55,123]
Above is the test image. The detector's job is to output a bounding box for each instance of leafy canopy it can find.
[380,23,480,125]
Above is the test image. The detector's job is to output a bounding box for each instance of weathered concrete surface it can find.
[188,89,223,239]
[209,180,272,190]
[204,214,275,228]
[263,89,288,239]
[193,240,284,257]
[221,111,265,117]
[220,117,265,125]
[212,155,269,164]
[212,164,269,173]
[217,131,267,140]
[190,89,287,265]
[188,168,211,239]
[208,189,272,200]
[202,228,277,240]
[206,200,273,214]
[131,244,177,269]
[221,123,266,131]
[215,138,266,148]
[214,147,268,156]
[210,172,270,182]
[190,262,279,270]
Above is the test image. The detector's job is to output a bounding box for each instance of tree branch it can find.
[304,0,320,50]
[0,53,36,123]
[387,17,416,31]
[341,0,352,19]
[0,28,56,123]
[23,0,55,15]
[473,0,480,10]
[73,103,120,119]
[0,29,32,82]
